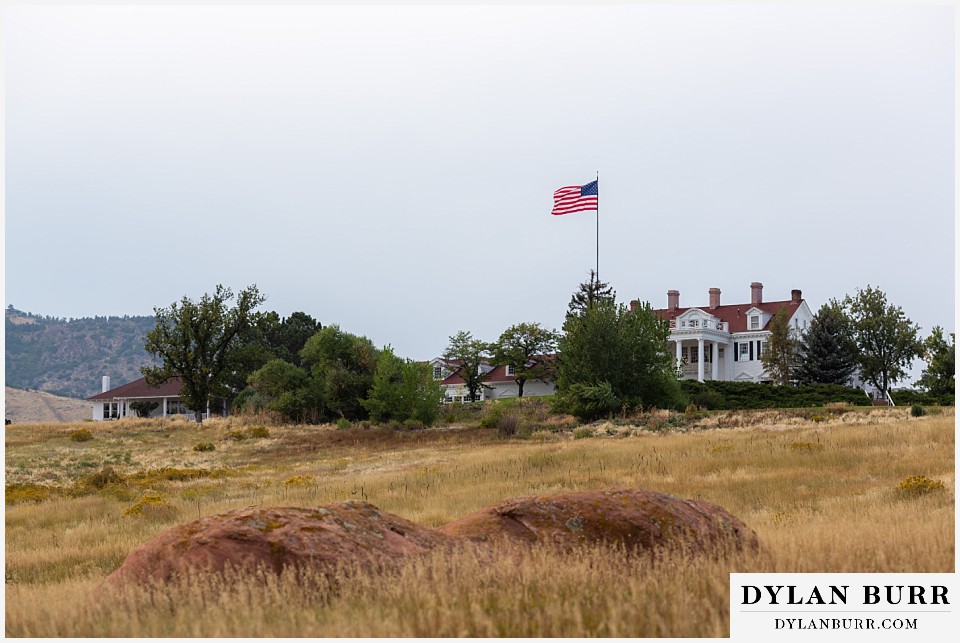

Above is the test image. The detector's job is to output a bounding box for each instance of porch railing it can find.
[669,319,727,332]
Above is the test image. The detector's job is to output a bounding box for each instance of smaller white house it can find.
[429,358,556,403]
[87,376,225,421]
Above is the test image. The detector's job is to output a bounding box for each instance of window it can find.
[718,348,725,358]
[689,347,699,363]
[433,366,443,380]
[750,315,760,330]
[739,343,750,361]
[102,403,115,420]
[689,319,699,328]
[167,400,187,415]
[505,365,516,377]
[758,341,766,358]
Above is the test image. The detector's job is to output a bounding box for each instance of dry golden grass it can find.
[4,409,954,637]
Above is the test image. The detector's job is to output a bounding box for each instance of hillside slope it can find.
[4,386,92,423]
[5,306,157,398]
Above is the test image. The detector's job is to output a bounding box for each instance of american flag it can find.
[551,180,598,215]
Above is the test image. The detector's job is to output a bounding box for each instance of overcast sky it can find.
[5,4,955,377]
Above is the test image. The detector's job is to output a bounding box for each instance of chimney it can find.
[629,300,638,313]
[102,376,111,393]
[708,287,721,309]
[750,282,763,305]
[667,290,680,310]
[791,289,802,303]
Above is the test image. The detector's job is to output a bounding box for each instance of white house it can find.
[638,282,815,383]
[87,376,226,421]
[430,358,556,403]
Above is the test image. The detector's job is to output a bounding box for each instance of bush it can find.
[910,404,927,417]
[69,429,93,442]
[87,466,124,489]
[224,430,247,441]
[336,418,352,430]
[496,414,520,438]
[679,381,867,410]
[193,442,216,452]
[892,388,954,407]
[573,427,593,440]
[897,475,945,496]
[285,475,316,487]
[248,426,270,439]
[558,382,621,422]
[402,418,426,431]
[123,494,176,519]
[690,388,724,410]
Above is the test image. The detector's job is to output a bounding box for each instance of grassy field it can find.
[4,405,954,637]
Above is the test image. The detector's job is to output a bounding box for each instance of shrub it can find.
[679,380,867,409]
[123,494,176,519]
[193,442,216,452]
[402,418,426,431]
[129,401,159,418]
[248,426,270,439]
[910,404,926,417]
[87,466,124,489]
[573,427,593,440]
[224,430,247,441]
[5,482,54,504]
[336,418,352,430]
[691,388,724,410]
[559,382,621,422]
[824,402,852,415]
[285,475,316,487]
[897,475,945,496]
[69,429,93,443]
[497,414,520,438]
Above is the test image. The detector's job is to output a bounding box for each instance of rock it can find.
[103,501,457,588]
[438,487,758,553]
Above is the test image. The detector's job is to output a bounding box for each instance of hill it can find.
[4,386,92,423]
[4,306,157,398]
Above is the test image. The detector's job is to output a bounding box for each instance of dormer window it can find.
[689,319,699,328]
[433,366,443,380]
[750,315,760,330]
[505,365,516,377]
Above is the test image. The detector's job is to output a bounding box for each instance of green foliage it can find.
[917,326,955,397]
[760,308,801,385]
[247,358,321,423]
[795,301,859,386]
[248,426,270,439]
[678,380,867,409]
[890,388,953,407]
[142,285,266,423]
[844,285,922,399]
[300,325,379,421]
[336,418,352,430]
[910,404,926,417]
[255,311,323,367]
[443,331,492,403]
[490,322,560,398]
[361,347,444,426]
[69,428,93,442]
[566,270,615,319]
[129,401,159,418]
[555,300,681,419]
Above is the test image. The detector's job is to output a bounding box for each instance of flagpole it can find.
[596,171,599,283]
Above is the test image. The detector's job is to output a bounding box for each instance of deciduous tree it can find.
[142,284,265,423]
[491,322,560,398]
[760,308,801,385]
[917,325,955,397]
[300,325,379,420]
[361,347,444,425]
[844,285,922,400]
[443,331,491,403]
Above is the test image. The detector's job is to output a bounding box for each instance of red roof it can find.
[87,376,183,401]
[653,299,803,334]
[439,356,556,386]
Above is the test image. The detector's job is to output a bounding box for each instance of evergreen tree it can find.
[566,270,616,318]
[795,301,859,385]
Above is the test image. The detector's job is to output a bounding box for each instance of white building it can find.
[638,282,814,383]
[87,376,225,420]
[430,358,556,403]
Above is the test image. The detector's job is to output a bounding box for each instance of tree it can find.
[258,311,322,367]
[361,346,444,425]
[844,285,922,400]
[566,270,616,318]
[443,331,491,402]
[556,299,680,420]
[760,308,802,385]
[795,301,859,386]
[916,326,955,397]
[300,325,379,420]
[142,285,265,423]
[491,322,561,397]
[247,358,322,423]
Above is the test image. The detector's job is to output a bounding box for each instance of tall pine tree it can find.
[795,301,859,386]
[566,270,616,318]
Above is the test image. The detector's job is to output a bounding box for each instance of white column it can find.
[712,342,719,380]
[726,343,734,381]
[675,340,683,371]
[697,338,705,382]
[163,398,168,417]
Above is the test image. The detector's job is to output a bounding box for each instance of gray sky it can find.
[5,4,955,377]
